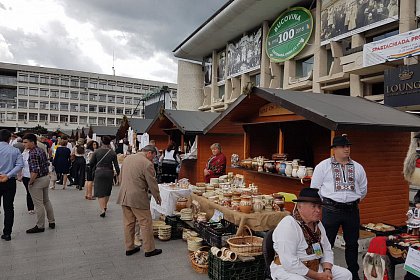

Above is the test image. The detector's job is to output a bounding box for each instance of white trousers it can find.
[270,263,352,280]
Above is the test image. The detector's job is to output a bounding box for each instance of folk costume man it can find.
[117,145,162,257]
[311,134,367,280]
[204,143,226,183]
[271,188,352,280]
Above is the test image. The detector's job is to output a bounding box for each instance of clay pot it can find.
[264,161,275,173]
[292,166,299,178]
[306,167,314,177]
[297,166,307,179]
[239,195,252,213]
[176,197,188,212]
[285,161,293,177]
[253,197,264,213]
[231,197,241,211]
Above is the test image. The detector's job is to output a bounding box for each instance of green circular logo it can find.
[266,7,313,62]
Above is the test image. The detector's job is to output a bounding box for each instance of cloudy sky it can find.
[0,0,228,83]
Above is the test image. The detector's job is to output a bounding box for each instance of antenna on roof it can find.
[112,50,116,76]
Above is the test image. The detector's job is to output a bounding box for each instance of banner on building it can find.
[203,56,212,86]
[321,0,398,46]
[384,64,420,108]
[363,28,420,67]
[226,28,262,78]
[266,7,313,62]
[217,51,226,82]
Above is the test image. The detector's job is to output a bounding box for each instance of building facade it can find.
[173,0,420,114]
[0,62,177,131]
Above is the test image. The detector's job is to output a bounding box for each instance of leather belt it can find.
[323,197,359,209]
[274,256,320,271]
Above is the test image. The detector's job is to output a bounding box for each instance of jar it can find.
[292,165,299,178]
[279,161,287,175]
[272,194,285,212]
[306,167,314,177]
[231,154,240,167]
[285,161,293,177]
[239,195,253,213]
[231,197,241,211]
[176,197,188,212]
[253,197,264,213]
[297,166,307,179]
[264,160,275,173]
[221,192,232,208]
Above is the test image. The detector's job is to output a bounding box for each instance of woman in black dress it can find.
[53,139,71,189]
[84,140,98,200]
[90,136,119,217]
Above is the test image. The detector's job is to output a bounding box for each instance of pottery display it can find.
[285,161,293,177]
[231,197,241,211]
[292,165,299,178]
[231,154,240,167]
[253,196,264,213]
[176,197,188,212]
[297,166,307,179]
[306,167,314,177]
[239,195,253,213]
[264,160,275,173]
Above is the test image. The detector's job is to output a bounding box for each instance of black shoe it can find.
[145,249,162,257]
[126,246,141,256]
[1,234,11,241]
[49,223,55,229]
[26,226,45,234]
[100,212,106,218]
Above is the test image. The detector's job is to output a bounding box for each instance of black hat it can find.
[292,188,323,204]
[330,134,352,148]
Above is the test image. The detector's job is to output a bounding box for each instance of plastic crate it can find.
[193,221,207,237]
[208,252,265,280]
[165,215,183,240]
[203,220,237,248]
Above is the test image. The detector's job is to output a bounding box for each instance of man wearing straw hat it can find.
[270,188,352,280]
[116,145,162,257]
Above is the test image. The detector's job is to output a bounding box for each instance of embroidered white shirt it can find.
[310,157,367,203]
[272,215,334,276]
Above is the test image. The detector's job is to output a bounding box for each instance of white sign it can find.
[404,247,420,277]
[363,28,420,67]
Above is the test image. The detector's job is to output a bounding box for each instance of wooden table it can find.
[191,193,289,235]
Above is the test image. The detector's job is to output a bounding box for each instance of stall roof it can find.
[146,109,219,135]
[129,118,153,134]
[91,126,118,136]
[204,88,420,133]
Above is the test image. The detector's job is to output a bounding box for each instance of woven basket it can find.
[226,225,263,257]
[190,246,210,274]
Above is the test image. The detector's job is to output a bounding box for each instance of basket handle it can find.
[239,225,253,237]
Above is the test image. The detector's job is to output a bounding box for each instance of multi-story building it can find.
[173,0,420,115]
[0,62,177,131]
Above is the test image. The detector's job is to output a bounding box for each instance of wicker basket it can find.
[226,225,263,257]
[190,246,210,274]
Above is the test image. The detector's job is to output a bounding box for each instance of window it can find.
[39,102,49,110]
[296,56,314,78]
[70,104,79,112]
[125,97,132,105]
[80,79,88,89]
[60,77,69,86]
[60,102,69,111]
[98,117,106,125]
[50,102,58,110]
[60,90,69,99]
[88,117,97,125]
[70,91,79,100]
[50,90,59,98]
[89,105,97,112]
[6,112,16,121]
[29,101,38,109]
[29,113,38,121]
[108,95,115,103]
[18,74,28,82]
[107,81,115,91]
[250,74,260,87]
[116,107,124,114]
[107,107,115,114]
[79,116,87,124]
[50,76,59,85]
[98,80,107,90]
[70,115,78,123]
[133,98,141,105]
[125,108,132,115]
[18,113,27,121]
[39,114,48,121]
[29,75,38,83]
[107,118,115,125]
[80,104,88,112]
[60,115,68,122]
[18,100,28,109]
[218,85,225,100]
[99,94,106,102]
[50,114,59,122]
[116,96,124,103]
[89,79,97,89]
[40,89,49,97]
[70,78,79,87]
[18,87,28,96]
[116,118,122,125]
[99,106,106,113]
[89,93,97,101]
[29,88,38,96]
[80,92,88,101]
[40,76,49,84]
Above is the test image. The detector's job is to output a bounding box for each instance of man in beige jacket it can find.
[116,145,162,257]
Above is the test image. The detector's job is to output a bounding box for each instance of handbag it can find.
[92,149,111,174]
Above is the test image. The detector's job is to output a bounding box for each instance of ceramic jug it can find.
[285,161,293,177]
[297,166,307,179]
[239,195,252,213]
[292,165,299,178]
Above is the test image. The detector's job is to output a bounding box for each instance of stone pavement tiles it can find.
[0,182,407,280]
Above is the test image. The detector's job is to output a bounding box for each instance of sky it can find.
[0,0,228,83]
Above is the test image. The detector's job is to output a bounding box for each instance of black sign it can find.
[384,64,420,107]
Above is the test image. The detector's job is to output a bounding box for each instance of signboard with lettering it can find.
[364,28,420,67]
[259,103,293,117]
[384,64,420,108]
[266,7,313,62]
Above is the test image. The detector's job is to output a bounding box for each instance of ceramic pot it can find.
[253,197,264,213]
[231,154,240,167]
[221,192,232,207]
[262,194,273,211]
[306,167,314,177]
[231,198,241,211]
[273,194,285,211]
[264,160,275,173]
[297,166,307,179]
[239,195,252,213]
[176,197,188,212]
[280,161,286,175]
[285,161,293,177]
[275,161,282,173]
[292,165,299,178]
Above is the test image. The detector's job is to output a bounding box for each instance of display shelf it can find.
[232,166,311,182]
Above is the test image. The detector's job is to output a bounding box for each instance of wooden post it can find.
[180,134,185,152]
[244,130,250,159]
[278,128,284,154]
[330,131,336,157]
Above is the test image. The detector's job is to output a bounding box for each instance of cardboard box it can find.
[334,230,376,253]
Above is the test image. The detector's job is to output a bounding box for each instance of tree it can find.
[116,115,129,141]
[31,125,48,135]
[80,127,86,139]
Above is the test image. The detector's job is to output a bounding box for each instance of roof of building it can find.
[146,109,219,135]
[129,118,153,134]
[91,126,118,136]
[204,87,420,133]
[173,0,306,61]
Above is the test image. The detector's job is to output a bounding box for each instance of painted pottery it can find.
[297,166,307,179]
[239,195,252,213]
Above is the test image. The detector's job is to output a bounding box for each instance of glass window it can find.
[18,87,28,96]
[250,74,261,87]
[60,90,69,99]
[89,93,97,101]
[60,102,69,111]
[99,94,106,102]
[60,77,69,86]
[107,81,115,91]
[40,89,49,97]
[117,83,124,91]
[60,115,68,122]
[98,80,107,90]
[108,107,115,114]
[70,91,79,100]
[70,115,78,123]
[80,92,88,101]
[99,106,106,113]
[116,96,124,103]
[70,103,79,112]
[29,75,38,83]
[50,114,59,122]
[18,74,28,82]
[89,105,97,112]
[40,76,49,84]
[296,56,314,78]
[125,97,132,105]
[18,100,28,109]
[29,88,38,96]
[80,80,88,89]
[88,117,97,125]
[98,117,106,125]
[6,112,16,121]
[80,104,88,112]
[29,113,38,121]
[29,101,38,109]
[39,102,49,110]
[116,118,122,125]
[125,108,131,115]
[50,76,59,85]
[107,118,115,125]
[116,107,124,114]
[50,102,59,110]
[108,95,115,103]
[79,116,87,124]
[89,79,97,89]
[39,114,48,121]
[70,78,79,87]
[50,90,59,98]
[18,113,28,121]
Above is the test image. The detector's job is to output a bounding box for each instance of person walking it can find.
[310,134,367,280]
[0,129,24,241]
[22,133,56,234]
[90,136,119,217]
[71,139,86,191]
[19,147,35,214]
[53,138,71,189]
[84,140,98,200]
[116,145,162,257]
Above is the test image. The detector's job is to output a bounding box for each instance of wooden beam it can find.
[330,131,335,157]
[278,128,284,154]
[244,131,250,159]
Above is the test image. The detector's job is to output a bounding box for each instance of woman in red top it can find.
[204,143,226,183]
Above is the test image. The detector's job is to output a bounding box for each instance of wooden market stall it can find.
[145,109,219,184]
[202,87,420,226]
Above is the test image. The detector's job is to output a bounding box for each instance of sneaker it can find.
[145,249,162,257]
[126,246,140,256]
[26,226,45,234]
[28,210,35,215]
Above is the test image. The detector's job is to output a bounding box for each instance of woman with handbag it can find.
[90,136,119,217]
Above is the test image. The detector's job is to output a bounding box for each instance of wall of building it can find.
[176,60,204,111]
